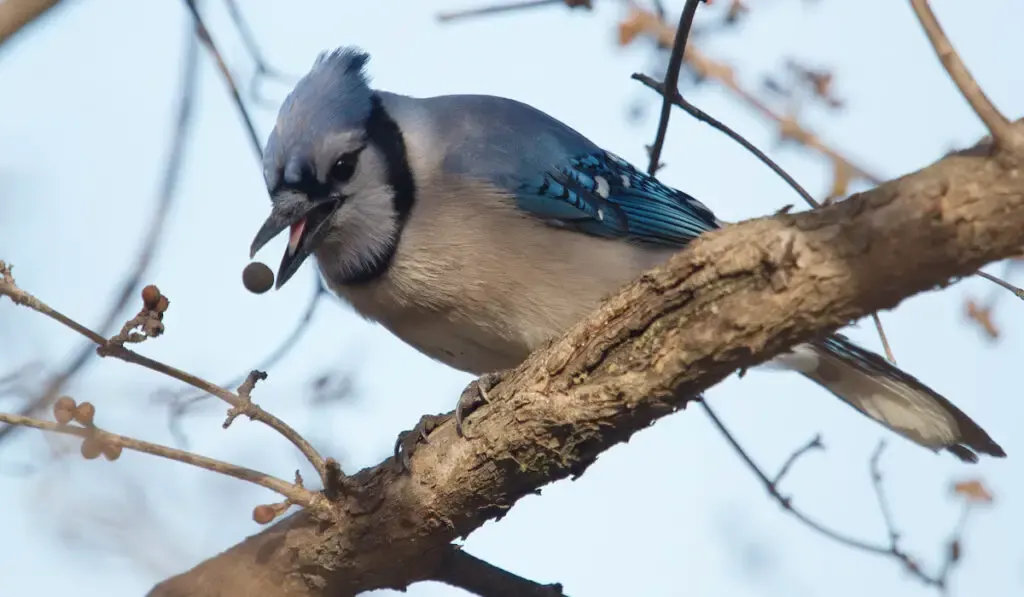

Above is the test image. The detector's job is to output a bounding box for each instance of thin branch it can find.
[220,0,296,106]
[434,549,566,597]
[908,0,1023,154]
[703,401,969,592]
[646,0,705,176]
[164,276,329,447]
[633,73,820,208]
[0,262,332,490]
[0,27,201,446]
[976,270,1024,300]
[183,0,263,159]
[0,411,314,506]
[0,0,62,48]
[771,433,823,485]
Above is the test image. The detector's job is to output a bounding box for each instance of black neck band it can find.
[342,94,417,285]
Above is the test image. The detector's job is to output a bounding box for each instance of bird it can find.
[249,47,1005,467]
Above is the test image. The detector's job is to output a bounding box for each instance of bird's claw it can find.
[394,413,449,473]
[392,370,508,473]
[455,370,506,437]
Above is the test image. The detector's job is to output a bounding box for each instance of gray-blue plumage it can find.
[250,47,1004,463]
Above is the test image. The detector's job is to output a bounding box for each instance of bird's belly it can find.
[376,315,527,375]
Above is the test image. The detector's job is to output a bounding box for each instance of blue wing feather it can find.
[513,150,720,248]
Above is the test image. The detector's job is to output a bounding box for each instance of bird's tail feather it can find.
[768,334,1005,463]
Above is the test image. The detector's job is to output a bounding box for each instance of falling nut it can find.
[243,262,275,294]
[73,402,96,426]
[141,285,161,309]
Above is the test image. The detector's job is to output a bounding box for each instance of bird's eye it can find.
[329,153,358,183]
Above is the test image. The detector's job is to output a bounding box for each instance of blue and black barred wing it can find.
[513,150,721,248]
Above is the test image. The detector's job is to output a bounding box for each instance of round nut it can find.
[155,295,170,314]
[73,401,96,426]
[242,262,275,295]
[141,285,161,309]
[102,443,123,461]
[252,504,276,525]
[80,437,102,460]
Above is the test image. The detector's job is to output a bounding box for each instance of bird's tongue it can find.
[287,218,307,255]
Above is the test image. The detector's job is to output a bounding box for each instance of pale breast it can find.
[320,180,675,375]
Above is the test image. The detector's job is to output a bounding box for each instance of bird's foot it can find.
[392,370,509,473]
[455,370,508,437]
[394,412,450,473]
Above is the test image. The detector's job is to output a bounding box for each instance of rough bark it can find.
[149,127,1024,597]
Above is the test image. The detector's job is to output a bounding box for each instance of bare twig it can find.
[772,433,823,485]
[703,401,972,592]
[437,0,587,23]
[908,0,1024,154]
[646,0,705,176]
[0,0,62,48]
[0,26,201,445]
[183,0,263,158]
[220,0,296,106]
[163,276,329,447]
[0,411,314,506]
[976,270,1024,300]
[0,262,333,490]
[434,548,566,597]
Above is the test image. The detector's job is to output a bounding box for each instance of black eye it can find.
[329,152,358,183]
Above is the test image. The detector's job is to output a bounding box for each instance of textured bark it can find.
[150,128,1024,597]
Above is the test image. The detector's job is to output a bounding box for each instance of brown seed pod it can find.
[242,262,275,294]
[53,396,76,424]
[54,406,74,425]
[155,295,170,314]
[102,442,123,461]
[80,437,102,460]
[141,285,161,309]
[73,401,96,426]
[252,504,276,525]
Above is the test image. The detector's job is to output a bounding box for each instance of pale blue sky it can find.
[1,1,1022,596]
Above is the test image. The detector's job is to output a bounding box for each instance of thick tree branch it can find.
[150,124,1024,597]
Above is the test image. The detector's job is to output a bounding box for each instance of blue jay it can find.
[250,47,1004,466]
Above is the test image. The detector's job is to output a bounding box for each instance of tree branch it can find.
[0,0,62,48]
[908,0,1024,154]
[434,549,566,597]
[149,123,1024,597]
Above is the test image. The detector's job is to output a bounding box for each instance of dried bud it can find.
[252,504,276,525]
[949,540,961,562]
[54,396,76,424]
[141,285,161,309]
[155,295,170,314]
[145,319,165,338]
[80,437,102,460]
[102,442,123,461]
[243,262,275,295]
[73,401,96,426]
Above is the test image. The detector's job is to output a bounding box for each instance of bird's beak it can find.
[249,193,344,289]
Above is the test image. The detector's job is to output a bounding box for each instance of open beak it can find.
[249,193,343,289]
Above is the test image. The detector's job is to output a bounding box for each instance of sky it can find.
[1,0,1022,596]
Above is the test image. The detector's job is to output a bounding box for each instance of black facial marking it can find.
[341,93,417,285]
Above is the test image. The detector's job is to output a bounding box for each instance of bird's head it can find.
[250,46,411,288]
